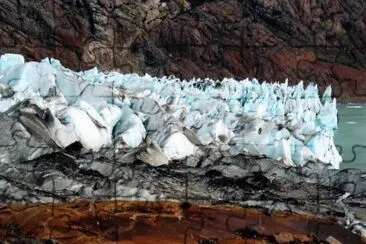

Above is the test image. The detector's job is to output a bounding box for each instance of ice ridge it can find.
[0,53,341,168]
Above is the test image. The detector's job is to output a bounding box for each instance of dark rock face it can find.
[1,152,366,242]
[1,0,366,101]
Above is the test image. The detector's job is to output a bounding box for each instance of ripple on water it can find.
[345,105,363,109]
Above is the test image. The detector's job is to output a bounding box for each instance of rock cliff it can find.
[1,0,366,101]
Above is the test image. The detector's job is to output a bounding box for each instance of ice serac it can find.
[0,53,342,168]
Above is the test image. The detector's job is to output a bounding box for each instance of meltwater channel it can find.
[336,103,366,169]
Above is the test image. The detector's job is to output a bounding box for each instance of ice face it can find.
[0,53,342,168]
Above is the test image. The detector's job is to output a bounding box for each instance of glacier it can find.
[0,53,341,168]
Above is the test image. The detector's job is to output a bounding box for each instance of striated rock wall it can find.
[1,0,366,101]
[1,151,366,241]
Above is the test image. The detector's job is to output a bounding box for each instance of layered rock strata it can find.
[0,152,366,241]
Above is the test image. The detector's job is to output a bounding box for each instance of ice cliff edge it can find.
[0,53,341,168]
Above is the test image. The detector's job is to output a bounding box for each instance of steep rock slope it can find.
[1,0,366,100]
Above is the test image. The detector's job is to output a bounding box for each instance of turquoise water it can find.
[336,104,366,169]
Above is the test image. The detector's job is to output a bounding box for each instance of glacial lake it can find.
[336,103,366,169]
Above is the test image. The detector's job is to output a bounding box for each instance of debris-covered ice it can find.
[0,53,341,168]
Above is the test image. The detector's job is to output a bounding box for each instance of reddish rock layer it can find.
[0,200,364,243]
[1,0,366,101]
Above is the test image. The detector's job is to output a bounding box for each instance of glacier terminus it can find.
[0,53,341,169]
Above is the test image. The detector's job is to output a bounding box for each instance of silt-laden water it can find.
[336,103,366,169]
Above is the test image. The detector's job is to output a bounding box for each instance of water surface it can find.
[336,103,366,169]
